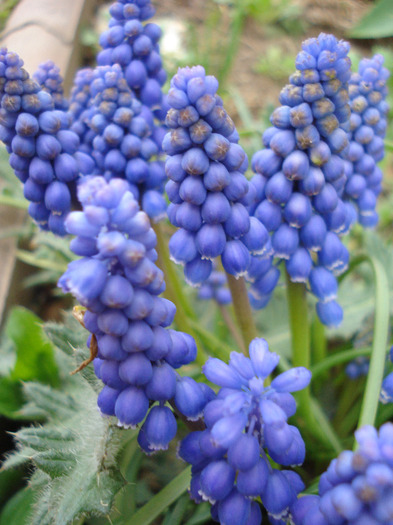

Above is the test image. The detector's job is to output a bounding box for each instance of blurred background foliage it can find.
[0,0,393,523]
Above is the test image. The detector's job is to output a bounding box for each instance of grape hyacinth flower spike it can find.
[58,176,211,452]
[178,338,311,524]
[94,0,169,218]
[163,65,271,288]
[249,33,355,326]
[343,54,390,228]
[292,422,393,524]
[33,60,69,111]
[0,48,87,235]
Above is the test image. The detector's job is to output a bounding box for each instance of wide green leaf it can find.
[0,486,38,525]
[5,307,59,386]
[2,316,126,525]
[349,0,393,38]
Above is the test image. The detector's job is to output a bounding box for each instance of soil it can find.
[152,0,373,118]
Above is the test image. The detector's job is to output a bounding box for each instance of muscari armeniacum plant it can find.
[249,33,355,328]
[291,422,393,524]
[0,1,392,524]
[0,48,93,235]
[73,0,169,222]
[58,175,213,452]
[178,338,311,525]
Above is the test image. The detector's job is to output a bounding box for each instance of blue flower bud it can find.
[254,200,282,232]
[143,405,177,451]
[175,377,207,420]
[286,247,312,282]
[223,203,250,239]
[260,469,297,518]
[309,267,338,301]
[145,362,177,401]
[270,129,296,157]
[272,224,299,259]
[252,148,282,177]
[316,299,343,327]
[265,172,293,205]
[97,385,119,416]
[184,256,212,286]
[282,150,309,180]
[284,193,312,228]
[200,460,236,503]
[217,489,251,525]
[221,240,251,278]
[201,192,231,224]
[196,223,226,259]
[169,228,197,264]
[115,386,149,428]
[270,105,291,127]
[118,353,153,385]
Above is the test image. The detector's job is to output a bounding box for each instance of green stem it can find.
[153,223,206,365]
[285,274,312,421]
[311,346,372,380]
[311,315,327,366]
[357,256,390,431]
[218,303,246,353]
[279,354,343,453]
[153,223,195,320]
[124,467,191,525]
[226,274,257,354]
[311,398,343,454]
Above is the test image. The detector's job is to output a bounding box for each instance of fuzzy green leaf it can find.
[349,0,393,38]
[6,307,59,386]
[3,317,126,525]
[0,487,38,525]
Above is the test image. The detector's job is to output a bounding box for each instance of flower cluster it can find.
[68,67,95,155]
[249,33,355,326]
[163,65,272,287]
[345,355,369,379]
[198,270,231,305]
[343,54,390,228]
[178,338,310,524]
[292,422,393,524]
[0,48,90,235]
[96,0,168,150]
[58,176,211,452]
[81,64,167,220]
[33,60,69,111]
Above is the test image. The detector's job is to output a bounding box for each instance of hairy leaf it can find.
[3,316,126,525]
[6,307,59,386]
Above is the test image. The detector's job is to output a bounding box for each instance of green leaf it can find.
[0,487,37,525]
[3,316,126,525]
[125,467,191,525]
[0,376,24,418]
[349,0,393,38]
[5,307,59,386]
[0,469,24,508]
[44,312,87,356]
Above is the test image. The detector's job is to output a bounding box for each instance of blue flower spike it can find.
[59,176,211,452]
[248,33,357,326]
[291,422,393,524]
[343,54,390,228]
[178,337,310,524]
[0,48,82,235]
[163,65,270,288]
